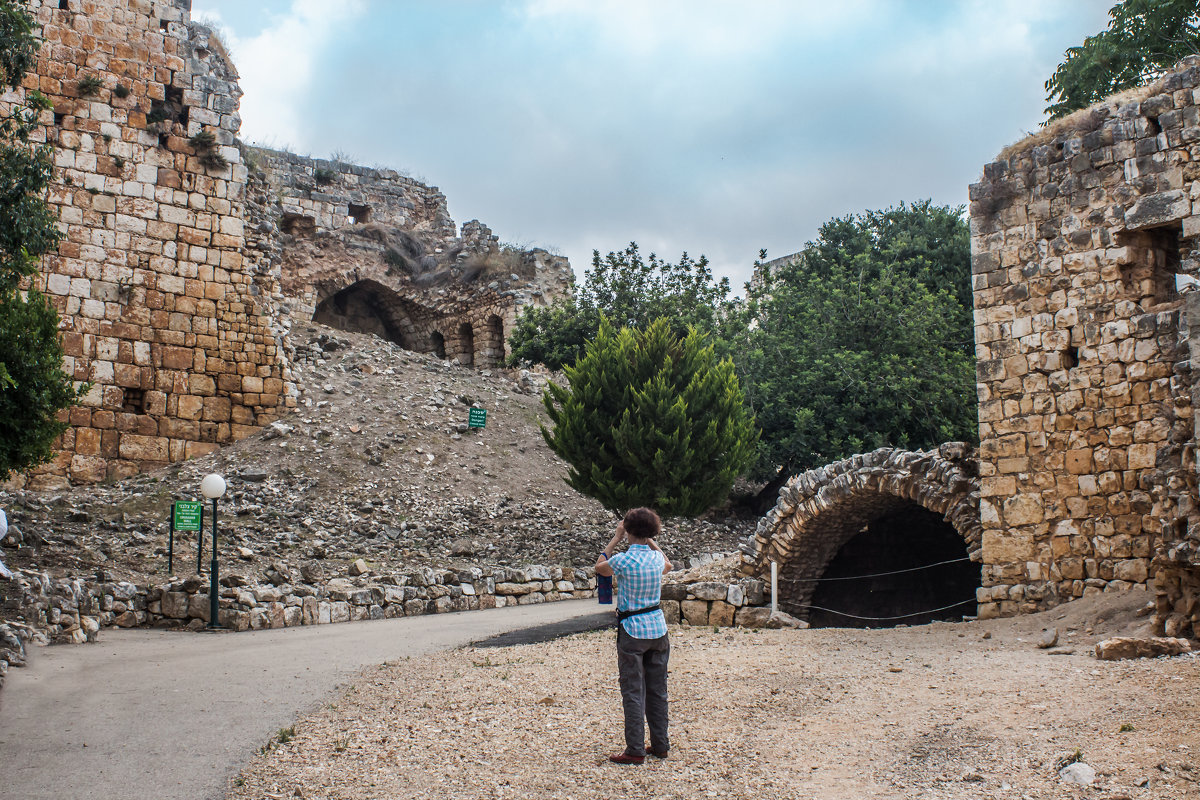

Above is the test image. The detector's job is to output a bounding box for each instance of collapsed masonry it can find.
[14,0,569,489]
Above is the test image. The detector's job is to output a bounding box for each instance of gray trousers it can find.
[616,627,670,756]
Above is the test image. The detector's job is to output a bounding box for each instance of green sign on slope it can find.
[173,500,203,531]
[468,408,487,428]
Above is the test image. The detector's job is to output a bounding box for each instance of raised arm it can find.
[645,537,672,574]
[595,522,626,576]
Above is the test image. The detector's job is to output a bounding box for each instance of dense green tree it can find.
[1045,0,1200,120]
[0,0,84,479]
[541,317,757,517]
[505,297,600,372]
[733,202,975,503]
[508,243,732,370]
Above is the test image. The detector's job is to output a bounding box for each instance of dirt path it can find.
[0,599,600,800]
[227,590,1200,800]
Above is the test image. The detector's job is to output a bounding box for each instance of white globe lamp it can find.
[200,473,226,499]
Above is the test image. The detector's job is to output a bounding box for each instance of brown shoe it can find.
[609,751,645,765]
[648,748,669,759]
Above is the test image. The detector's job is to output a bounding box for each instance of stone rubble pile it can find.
[0,323,755,595]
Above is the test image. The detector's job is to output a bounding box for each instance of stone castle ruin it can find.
[745,58,1200,638]
[967,57,1200,638]
[12,0,1200,639]
[13,0,570,489]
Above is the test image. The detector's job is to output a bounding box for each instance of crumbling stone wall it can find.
[969,57,1200,627]
[15,0,573,489]
[241,147,572,369]
[14,0,292,488]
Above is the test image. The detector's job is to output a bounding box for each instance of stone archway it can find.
[313,279,420,348]
[741,443,981,627]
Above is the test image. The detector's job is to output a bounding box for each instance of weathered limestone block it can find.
[1095,636,1191,661]
[680,600,709,626]
[688,582,727,601]
[709,600,735,627]
[734,607,772,628]
[301,596,319,625]
[160,591,189,619]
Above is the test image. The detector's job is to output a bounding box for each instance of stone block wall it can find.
[14,0,292,488]
[661,577,772,627]
[969,57,1200,623]
[12,0,573,489]
[249,147,457,241]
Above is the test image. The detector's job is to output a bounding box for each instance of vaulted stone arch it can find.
[313,279,425,349]
[741,443,982,626]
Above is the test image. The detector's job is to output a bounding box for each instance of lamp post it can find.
[200,473,226,629]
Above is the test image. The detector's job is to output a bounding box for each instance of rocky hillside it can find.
[0,322,755,588]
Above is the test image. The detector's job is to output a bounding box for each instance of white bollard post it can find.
[770,560,778,615]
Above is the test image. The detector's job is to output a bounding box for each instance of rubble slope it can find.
[0,322,753,587]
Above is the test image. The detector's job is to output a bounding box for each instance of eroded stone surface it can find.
[11,0,571,488]
[968,56,1200,632]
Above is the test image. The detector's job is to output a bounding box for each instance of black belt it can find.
[617,603,661,622]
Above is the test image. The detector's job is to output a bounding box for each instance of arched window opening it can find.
[430,331,446,359]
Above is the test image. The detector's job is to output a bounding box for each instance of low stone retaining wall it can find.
[661,576,782,628]
[0,563,596,688]
[151,564,596,631]
[0,553,780,689]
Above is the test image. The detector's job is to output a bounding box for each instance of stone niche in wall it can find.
[968,56,1200,631]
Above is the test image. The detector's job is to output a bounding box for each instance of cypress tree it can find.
[542,317,757,517]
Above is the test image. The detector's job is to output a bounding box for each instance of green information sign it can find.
[173,500,203,532]
[468,407,487,428]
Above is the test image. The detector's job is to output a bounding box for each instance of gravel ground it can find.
[227,589,1199,800]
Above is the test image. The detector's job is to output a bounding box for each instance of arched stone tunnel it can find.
[741,443,982,628]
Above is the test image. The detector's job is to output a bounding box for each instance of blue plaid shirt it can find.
[608,544,668,639]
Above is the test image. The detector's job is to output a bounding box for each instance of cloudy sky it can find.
[192,0,1112,291]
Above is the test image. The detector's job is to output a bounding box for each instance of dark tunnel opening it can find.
[807,506,979,628]
[313,283,409,348]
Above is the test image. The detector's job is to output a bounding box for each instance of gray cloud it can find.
[197,0,1113,292]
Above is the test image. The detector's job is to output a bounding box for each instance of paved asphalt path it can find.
[0,599,608,800]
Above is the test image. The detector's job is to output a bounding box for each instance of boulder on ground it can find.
[1094,636,1191,661]
[765,610,809,630]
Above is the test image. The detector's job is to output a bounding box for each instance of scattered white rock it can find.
[1058,762,1096,786]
